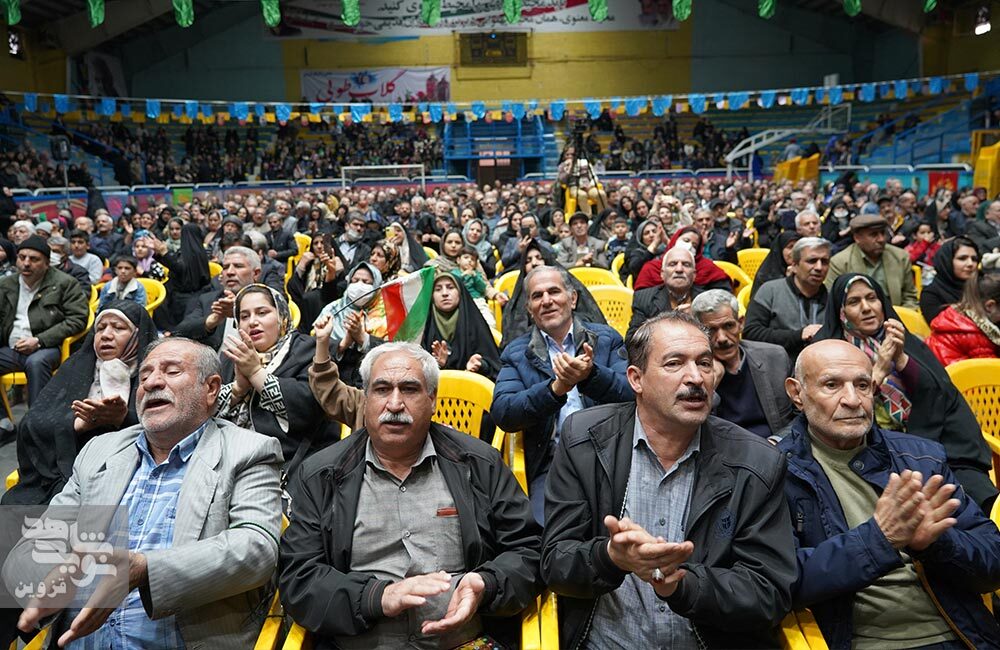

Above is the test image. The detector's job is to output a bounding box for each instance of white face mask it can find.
[50,253,63,266]
[345,281,374,307]
[834,209,848,219]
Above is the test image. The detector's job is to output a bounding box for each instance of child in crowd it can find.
[605,215,632,259]
[451,245,506,327]
[906,221,941,286]
[98,254,148,309]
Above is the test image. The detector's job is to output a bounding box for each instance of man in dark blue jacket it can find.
[491,265,633,523]
[779,339,1000,650]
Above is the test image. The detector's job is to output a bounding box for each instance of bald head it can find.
[788,340,874,450]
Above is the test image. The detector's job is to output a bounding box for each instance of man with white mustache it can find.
[6,338,283,648]
[280,342,541,650]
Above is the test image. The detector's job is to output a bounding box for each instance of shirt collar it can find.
[633,412,702,462]
[365,433,437,471]
[136,419,209,466]
[542,328,575,354]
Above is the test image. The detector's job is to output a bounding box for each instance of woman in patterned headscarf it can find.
[813,272,997,510]
[217,284,335,468]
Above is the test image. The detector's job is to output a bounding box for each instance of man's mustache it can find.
[379,412,414,425]
[678,386,708,401]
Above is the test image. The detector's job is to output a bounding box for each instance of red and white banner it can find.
[301,67,451,103]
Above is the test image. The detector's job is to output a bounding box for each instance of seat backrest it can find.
[494,270,520,295]
[895,306,930,339]
[737,247,769,281]
[208,261,222,278]
[737,284,752,317]
[288,299,301,330]
[713,260,752,294]
[568,266,623,288]
[293,232,311,257]
[912,264,922,299]
[434,370,495,437]
[946,359,1000,439]
[588,285,633,338]
[423,246,439,260]
[137,278,166,312]
[610,252,625,277]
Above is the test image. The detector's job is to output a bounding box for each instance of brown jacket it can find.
[307,359,366,432]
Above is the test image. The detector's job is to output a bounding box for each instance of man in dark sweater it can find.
[692,289,794,439]
[743,237,830,359]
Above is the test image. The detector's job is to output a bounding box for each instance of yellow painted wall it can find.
[281,26,692,102]
[0,32,67,94]
[921,4,1000,76]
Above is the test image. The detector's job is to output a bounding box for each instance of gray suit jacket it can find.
[740,340,796,438]
[4,419,283,649]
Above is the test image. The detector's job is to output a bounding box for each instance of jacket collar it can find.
[781,414,893,482]
[528,317,599,368]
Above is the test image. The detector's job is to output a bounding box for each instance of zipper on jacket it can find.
[796,509,804,533]
[913,560,976,650]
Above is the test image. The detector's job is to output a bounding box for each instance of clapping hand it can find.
[421,573,485,636]
[552,342,594,395]
[605,516,693,598]
[223,330,263,381]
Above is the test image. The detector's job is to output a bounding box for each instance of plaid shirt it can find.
[68,421,208,650]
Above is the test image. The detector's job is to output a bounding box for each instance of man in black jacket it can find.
[279,342,541,648]
[265,211,298,263]
[965,198,1000,255]
[541,311,796,649]
[173,246,260,350]
[626,246,699,341]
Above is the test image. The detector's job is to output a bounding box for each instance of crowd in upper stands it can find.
[1,140,1000,648]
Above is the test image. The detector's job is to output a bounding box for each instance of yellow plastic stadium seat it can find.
[138,277,166,316]
[568,266,623,288]
[737,247,770,281]
[737,284,752,317]
[490,327,502,346]
[293,232,311,257]
[779,609,829,649]
[5,469,18,490]
[423,246,438,260]
[745,217,759,247]
[539,590,559,649]
[895,306,930,339]
[288,300,301,330]
[912,265,922,299]
[588,285,632,338]
[1,309,94,423]
[208,260,223,278]
[714,261,752,295]
[496,259,505,275]
[610,252,625,277]
[494,270,520,295]
[945,359,1000,482]
[22,627,48,650]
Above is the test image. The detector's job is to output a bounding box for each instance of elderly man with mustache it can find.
[540,311,797,649]
[5,338,283,649]
[280,342,541,650]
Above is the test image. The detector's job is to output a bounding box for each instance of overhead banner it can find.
[301,67,451,103]
[270,0,678,40]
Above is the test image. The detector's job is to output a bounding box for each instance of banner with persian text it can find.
[301,67,452,103]
[270,0,678,40]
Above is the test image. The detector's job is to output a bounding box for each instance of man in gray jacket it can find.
[556,212,608,269]
[692,289,795,439]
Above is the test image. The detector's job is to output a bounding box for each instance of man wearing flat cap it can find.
[0,235,90,406]
[825,208,918,308]
[556,212,609,268]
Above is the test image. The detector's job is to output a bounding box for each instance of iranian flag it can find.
[380,266,436,342]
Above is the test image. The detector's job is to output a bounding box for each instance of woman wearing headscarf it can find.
[622,218,666,283]
[366,238,402,282]
[919,236,980,323]
[499,239,607,348]
[422,271,502,381]
[633,226,733,292]
[463,218,496,274]
[151,221,211,330]
[427,228,465,272]
[218,284,334,468]
[132,235,167,282]
[814,272,997,510]
[820,196,854,253]
[2,301,158,506]
[389,221,429,272]
[287,232,344,332]
[313,261,386,388]
[749,231,801,300]
[164,217,184,254]
[927,266,1000,366]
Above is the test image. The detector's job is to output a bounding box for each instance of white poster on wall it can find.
[301,67,451,103]
[270,0,678,40]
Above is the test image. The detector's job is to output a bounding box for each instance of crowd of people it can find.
[1,155,1000,648]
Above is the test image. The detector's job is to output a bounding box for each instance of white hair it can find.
[360,342,439,396]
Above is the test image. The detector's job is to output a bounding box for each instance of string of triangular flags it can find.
[9,71,987,128]
[1,0,942,28]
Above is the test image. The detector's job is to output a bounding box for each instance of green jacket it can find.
[0,268,89,350]
[825,242,918,308]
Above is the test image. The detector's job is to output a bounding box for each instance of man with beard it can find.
[691,290,794,439]
[5,338,283,649]
[540,311,796,648]
[333,211,372,271]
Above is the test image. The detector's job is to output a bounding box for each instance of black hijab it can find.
[750,231,800,300]
[814,273,996,508]
[928,236,976,306]
[500,238,607,348]
[2,301,158,506]
[422,272,502,381]
[172,222,211,293]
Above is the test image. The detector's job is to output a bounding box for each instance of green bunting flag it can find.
[87,0,104,27]
[421,0,441,26]
[924,0,937,12]
[589,0,608,21]
[173,0,194,27]
[673,0,692,21]
[843,0,861,17]
[342,0,359,26]
[758,0,775,19]
[503,0,522,24]
[260,0,280,27]
[3,0,19,25]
